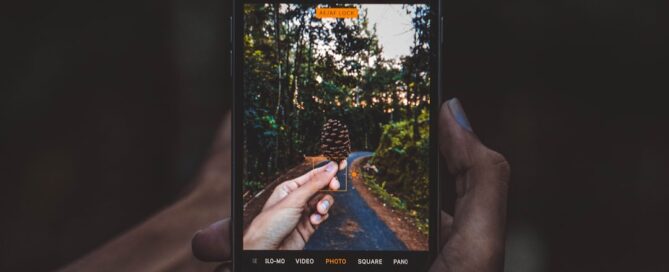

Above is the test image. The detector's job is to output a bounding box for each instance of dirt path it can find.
[304,151,406,250]
[349,156,428,250]
[244,152,425,250]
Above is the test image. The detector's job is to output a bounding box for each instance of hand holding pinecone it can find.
[320,119,351,170]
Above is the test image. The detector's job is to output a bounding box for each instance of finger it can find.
[191,218,231,262]
[310,213,329,225]
[338,159,347,170]
[438,98,510,270]
[214,264,231,272]
[299,214,317,234]
[439,211,454,249]
[430,212,454,272]
[440,98,510,194]
[439,98,481,174]
[284,216,319,249]
[289,160,335,187]
[316,194,334,215]
[286,162,338,205]
[329,176,340,190]
[270,163,337,208]
[306,193,326,214]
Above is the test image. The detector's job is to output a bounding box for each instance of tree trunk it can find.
[273,3,281,171]
[288,14,306,162]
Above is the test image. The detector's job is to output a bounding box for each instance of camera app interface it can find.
[241,2,433,264]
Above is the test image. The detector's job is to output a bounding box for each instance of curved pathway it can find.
[304,151,407,250]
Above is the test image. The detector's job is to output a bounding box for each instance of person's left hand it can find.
[243,161,340,250]
[192,162,340,267]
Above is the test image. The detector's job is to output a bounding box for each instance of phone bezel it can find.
[231,1,443,271]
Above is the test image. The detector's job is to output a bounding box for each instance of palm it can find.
[262,181,315,250]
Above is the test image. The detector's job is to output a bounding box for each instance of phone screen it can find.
[234,1,439,271]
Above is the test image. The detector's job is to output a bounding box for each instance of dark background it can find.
[1,0,667,271]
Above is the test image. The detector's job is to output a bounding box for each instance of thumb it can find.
[285,162,338,206]
[436,98,510,271]
[192,218,231,262]
[439,98,510,195]
[439,98,485,174]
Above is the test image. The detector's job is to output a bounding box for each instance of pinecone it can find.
[320,119,351,162]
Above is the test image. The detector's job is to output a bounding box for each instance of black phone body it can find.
[232,0,443,271]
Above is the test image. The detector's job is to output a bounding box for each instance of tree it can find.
[242,4,431,198]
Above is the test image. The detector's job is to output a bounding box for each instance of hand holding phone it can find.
[192,100,510,271]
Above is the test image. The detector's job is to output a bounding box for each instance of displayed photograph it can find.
[242,3,432,251]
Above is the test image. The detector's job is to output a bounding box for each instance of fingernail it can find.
[325,162,337,173]
[321,200,330,210]
[312,214,322,222]
[447,98,473,132]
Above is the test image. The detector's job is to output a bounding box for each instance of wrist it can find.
[243,219,272,250]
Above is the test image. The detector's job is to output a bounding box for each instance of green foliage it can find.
[364,109,430,234]
[243,180,264,194]
[242,4,432,200]
[363,177,407,211]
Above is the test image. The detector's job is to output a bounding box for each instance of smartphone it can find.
[231,0,442,271]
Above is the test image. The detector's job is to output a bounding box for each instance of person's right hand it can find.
[430,98,511,272]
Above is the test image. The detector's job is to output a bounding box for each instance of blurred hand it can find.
[430,98,510,272]
[192,98,510,272]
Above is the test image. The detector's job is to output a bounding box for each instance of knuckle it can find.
[486,150,511,188]
[316,171,333,181]
[275,182,289,193]
[472,147,511,183]
[489,151,510,176]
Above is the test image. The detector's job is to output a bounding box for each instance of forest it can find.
[242,4,432,225]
